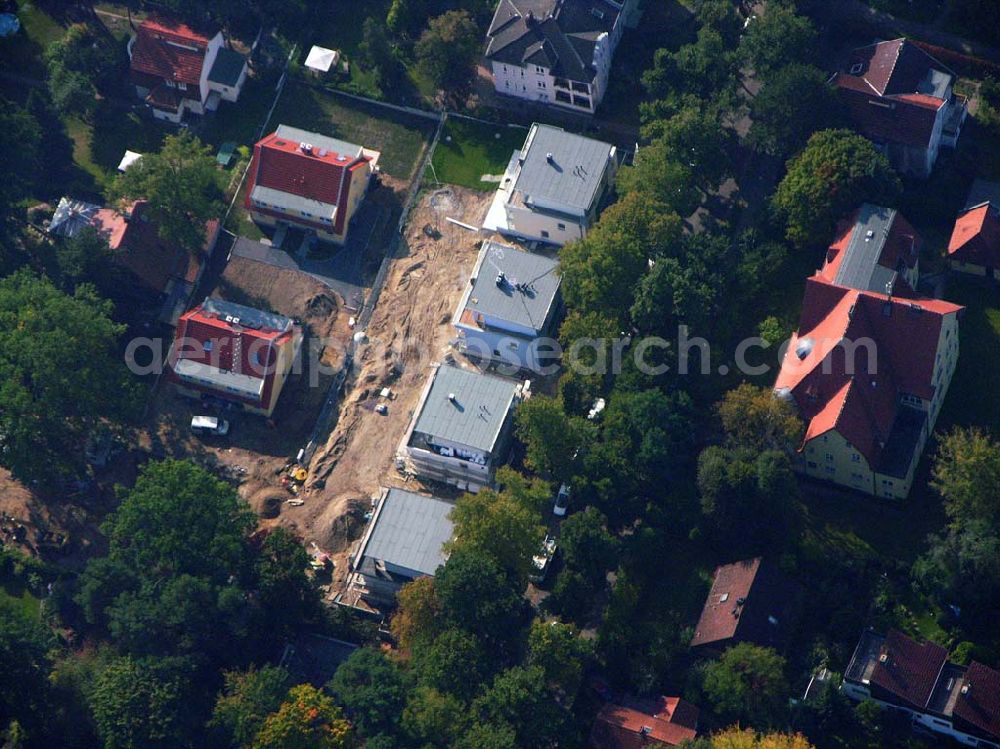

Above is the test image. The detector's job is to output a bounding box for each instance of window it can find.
[537,81,546,88]
[540,230,550,238]
[852,472,864,481]
[825,466,835,474]
[557,223,566,231]
[825,453,834,462]
[203,341,213,352]
[851,453,861,463]
[881,479,894,487]
[535,65,545,74]
[807,461,818,469]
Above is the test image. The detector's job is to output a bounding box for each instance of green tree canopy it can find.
[739,4,817,78]
[434,548,529,651]
[253,684,354,749]
[445,473,546,585]
[931,426,1000,528]
[0,600,54,742]
[702,643,788,728]
[77,460,259,662]
[471,665,570,749]
[716,383,803,453]
[748,64,841,158]
[110,131,223,254]
[772,129,901,247]
[557,507,618,586]
[0,101,41,238]
[526,619,592,698]
[327,648,408,738]
[401,686,468,749]
[0,269,139,484]
[414,11,480,97]
[641,106,733,192]
[211,665,291,748]
[559,192,682,323]
[515,395,592,481]
[88,656,193,749]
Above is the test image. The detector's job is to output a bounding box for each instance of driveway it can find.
[229,202,386,311]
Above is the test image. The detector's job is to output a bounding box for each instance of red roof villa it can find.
[690,558,799,652]
[844,630,1000,749]
[246,125,380,245]
[949,179,1000,279]
[128,17,248,122]
[49,196,219,324]
[833,39,967,178]
[169,298,303,417]
[590,695,698,749]
[774,204,964,500]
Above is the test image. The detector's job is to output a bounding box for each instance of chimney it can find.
[448,393,457,404]
[546,152,554,164]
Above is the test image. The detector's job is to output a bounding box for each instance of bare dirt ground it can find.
[142,254,352,513]
[265,187,494,588]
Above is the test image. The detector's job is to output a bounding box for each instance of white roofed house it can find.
[397,364,530,492]
[453,241,562,374]
[484,0,639,113]
[341,488,455,608]
[483,123,617,245]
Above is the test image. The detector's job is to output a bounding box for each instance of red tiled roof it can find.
[130,17,212,88]
[245,131,372,235]
[690,558,798,649]
[953,661,1000,743]
[171,302,295,408]
[820,208,920,289]
[91,201,216,292]
[870,630,948,711]
[590,696,698,749]
[775,277,962,468]
[834,39,953,149]
[948,203,1000,268]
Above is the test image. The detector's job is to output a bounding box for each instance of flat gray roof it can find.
[275,124,364,161]
[201,297,293,332]
[834,203,899,294]
[359,488,454,577]
[463,241,560,333]
[207,47,245,87]
[514,124,613,212]
[412,365,520,453]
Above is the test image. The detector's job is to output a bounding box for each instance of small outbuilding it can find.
[304,45,340,76]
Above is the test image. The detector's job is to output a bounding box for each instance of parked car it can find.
[191,415,230,436]
[554,483,571,517]
[530,535,558,583]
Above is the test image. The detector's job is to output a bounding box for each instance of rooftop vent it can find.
[448,392,457,403]
[300,142,313,154]
[545,152,554,164]
[640,726,653,737]
[795,337,814,361]
[879,653,889,663]
[591,7,605,19]
[719,593,729,603]
[496,271,506,287]
[865,230,875,241]
[961,683,971,695]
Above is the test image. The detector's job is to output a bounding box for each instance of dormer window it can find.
[177,82,187,91]
[850,63,864,75]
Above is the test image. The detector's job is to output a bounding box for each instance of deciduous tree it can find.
[739,4,817,78]
[110,131,223,254]
[211,665,291,748]
[328,648,408,738]
[702,643,788,728]
[749,64,841,157]
[772,129,901,247]
[0,269,139,484]
[414,11,479,97]
[253,684,354,749]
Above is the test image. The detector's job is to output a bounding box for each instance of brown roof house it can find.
[690,558,799,653]
[844,629,1000,749]
[833,39,967,178]
[590,695,699,749]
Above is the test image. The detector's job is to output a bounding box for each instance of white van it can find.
[191,415,230,436]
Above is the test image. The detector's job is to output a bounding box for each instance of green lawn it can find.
[936,278,1000,432]
[0,3,65,78]
[431,118,526,190]
[65,106,168,193]
[0,580,42,621]
[269,83,435,179]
